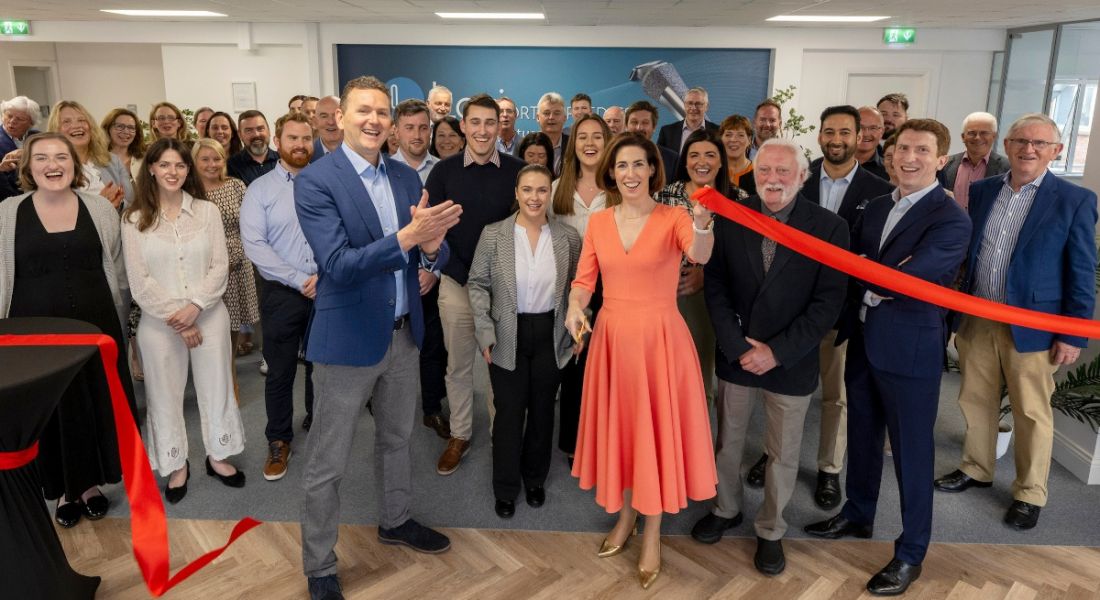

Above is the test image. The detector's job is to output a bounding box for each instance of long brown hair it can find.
[125,138,206,232]
[148,101,191,142]
[552,114,611,216]
[597,132,664,208]
[17,132,88,190]
[101,107,147,159]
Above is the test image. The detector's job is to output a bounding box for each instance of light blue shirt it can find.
[342,143,409,319]
[389,148,439,184]
[861,180,940,320]
[240,161,317,290]
[819,161,858,214]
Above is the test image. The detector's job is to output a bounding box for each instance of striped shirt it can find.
[973,171,1047,302]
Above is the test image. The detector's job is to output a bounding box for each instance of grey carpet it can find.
[98,353,1100,547]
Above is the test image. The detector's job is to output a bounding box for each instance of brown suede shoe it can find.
[436,438,470,475]
[263,440,292,481]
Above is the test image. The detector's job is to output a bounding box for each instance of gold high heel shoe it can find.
[638,544,661,589]
[597,523,638,558]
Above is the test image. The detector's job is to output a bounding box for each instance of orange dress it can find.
[570,203,718,515]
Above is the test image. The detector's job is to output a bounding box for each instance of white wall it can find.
[55,43,165,124]
[0,41,57,114]
[160,44,310,127]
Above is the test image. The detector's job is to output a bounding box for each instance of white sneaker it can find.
[259,358,268,376]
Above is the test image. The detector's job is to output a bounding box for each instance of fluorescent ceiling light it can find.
[435,12,545,20]
[767,15,889,23]
[100,9,227,17]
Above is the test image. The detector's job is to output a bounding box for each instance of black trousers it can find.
[261,280,314,443]
[489,312,562,501]
[558,279,602,453]
[419,277,447,416]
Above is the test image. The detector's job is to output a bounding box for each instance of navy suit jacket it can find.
[962,172,1097,351]
[294,147,449,367]
[0,125,37,201]
[840,184,971,378]
[803,159,895,228]
[656,119,719,154]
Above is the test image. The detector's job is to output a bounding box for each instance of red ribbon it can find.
[0,333,262,597]
[0,441,38,470]
[694,187,1100,339]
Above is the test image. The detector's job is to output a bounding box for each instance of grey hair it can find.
[686,87,709,102]
[1006,113,1061,141]
[538,92,565,108]
[962,111,998,133]
[428,85,452,100]
[755,138,811,185]
[1,95,41,123]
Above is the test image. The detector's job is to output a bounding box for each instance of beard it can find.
[279,146,312,169]
[248,137,270,157]
[823,144,855,165]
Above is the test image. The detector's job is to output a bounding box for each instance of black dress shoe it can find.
[804,514,873,539]
[746,453,768,489]
[378,518,451,553]
[302,413,313,432]
[307,574,344,600]
[1004,500,1041,530]
[423,413,451,440]
[867,558,922,595]
[525,486,545,508]
[83,492,109,520]
[934,469,992,493]
[690,512,743,544]
[205,457,246,488]
[165,461,190,504]
[495,499,516,518]
[55,500,84,528]
[753,537,785,576]
[814,471,842,509]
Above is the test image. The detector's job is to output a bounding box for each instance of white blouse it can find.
[121,192,229,320]
[514,223,556,314]
[550,179,606,239]
[80,161,106,196]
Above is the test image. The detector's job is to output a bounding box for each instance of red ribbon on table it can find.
[0,441,38,470]
[0,333,262,597]
[693,187,1100,339]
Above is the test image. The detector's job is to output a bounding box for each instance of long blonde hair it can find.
[47,100,112,168]
[552,114,611,216]
[191,137,228,183]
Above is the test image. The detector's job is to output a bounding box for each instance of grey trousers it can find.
[301,327,418,578]
[712,379,811,540]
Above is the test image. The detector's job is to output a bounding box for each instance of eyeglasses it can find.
[861,125,883,132]
[964,130,995,139]
[154,115,179,122]
[112,124,137,132]
[1006,138,1057,150]
[685,101,707,109]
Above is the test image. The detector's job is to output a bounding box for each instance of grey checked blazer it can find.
[467,213,581,371]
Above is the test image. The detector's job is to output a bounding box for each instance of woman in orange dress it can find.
[565,132,718,589]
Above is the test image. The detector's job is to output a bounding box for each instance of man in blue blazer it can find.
[805,119,971,596]
[0,96,40,201]
[934,113,1097,531]
[294,76,463,600]
[308,96,342,164]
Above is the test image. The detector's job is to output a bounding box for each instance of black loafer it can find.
[1004,500,1041,530]
[525,486,545,508]
[814,471,842,509]
[934,469,992,493]
[165,461,190,504]
[753,537,785,576]
[83,492,109,520]
[378,518,451,553]
[302,413,313,432]
[867,558,922,595]
[495,499,516,518]
[307,574,344,600]
[55,500,84,528]
[746,453,768,489]
[690,512,743,544]
[423,414,451,440]
[206,457,246,488]
[804,514,873,539]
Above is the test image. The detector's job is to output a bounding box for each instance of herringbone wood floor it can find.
[59,518,1100,599]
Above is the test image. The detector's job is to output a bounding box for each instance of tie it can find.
[761,215,779,272]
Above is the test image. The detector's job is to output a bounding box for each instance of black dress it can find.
[8,198,137,502]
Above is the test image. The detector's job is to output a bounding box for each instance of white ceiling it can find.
[3,0,1100,28]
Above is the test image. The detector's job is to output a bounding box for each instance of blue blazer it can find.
[0,126,37,201]
[294,148,449,367]
[840,184,971,378]
[962,172,1097,351]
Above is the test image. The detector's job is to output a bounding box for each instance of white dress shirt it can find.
[549,179,607,238]
[514,223,556,314]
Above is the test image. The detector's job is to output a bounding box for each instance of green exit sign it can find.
[884,27,916,45]
[1,20,30,36]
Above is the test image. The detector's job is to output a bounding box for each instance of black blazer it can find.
[656,119,719,154]
[704,195,850,395]
[803,158,894,228]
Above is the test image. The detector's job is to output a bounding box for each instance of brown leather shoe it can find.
[423,414,451,440]
[263,440,292,481]
[436,438,470,475]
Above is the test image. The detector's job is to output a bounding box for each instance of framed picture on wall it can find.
[232,82,257,112]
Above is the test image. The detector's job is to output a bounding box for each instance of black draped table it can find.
[0,317,103,599]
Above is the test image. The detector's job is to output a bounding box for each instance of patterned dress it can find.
[206,178,259,330]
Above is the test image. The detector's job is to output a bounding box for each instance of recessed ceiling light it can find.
[100,9,228,17]
[435,12,545,20]
[767,15,890,23]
